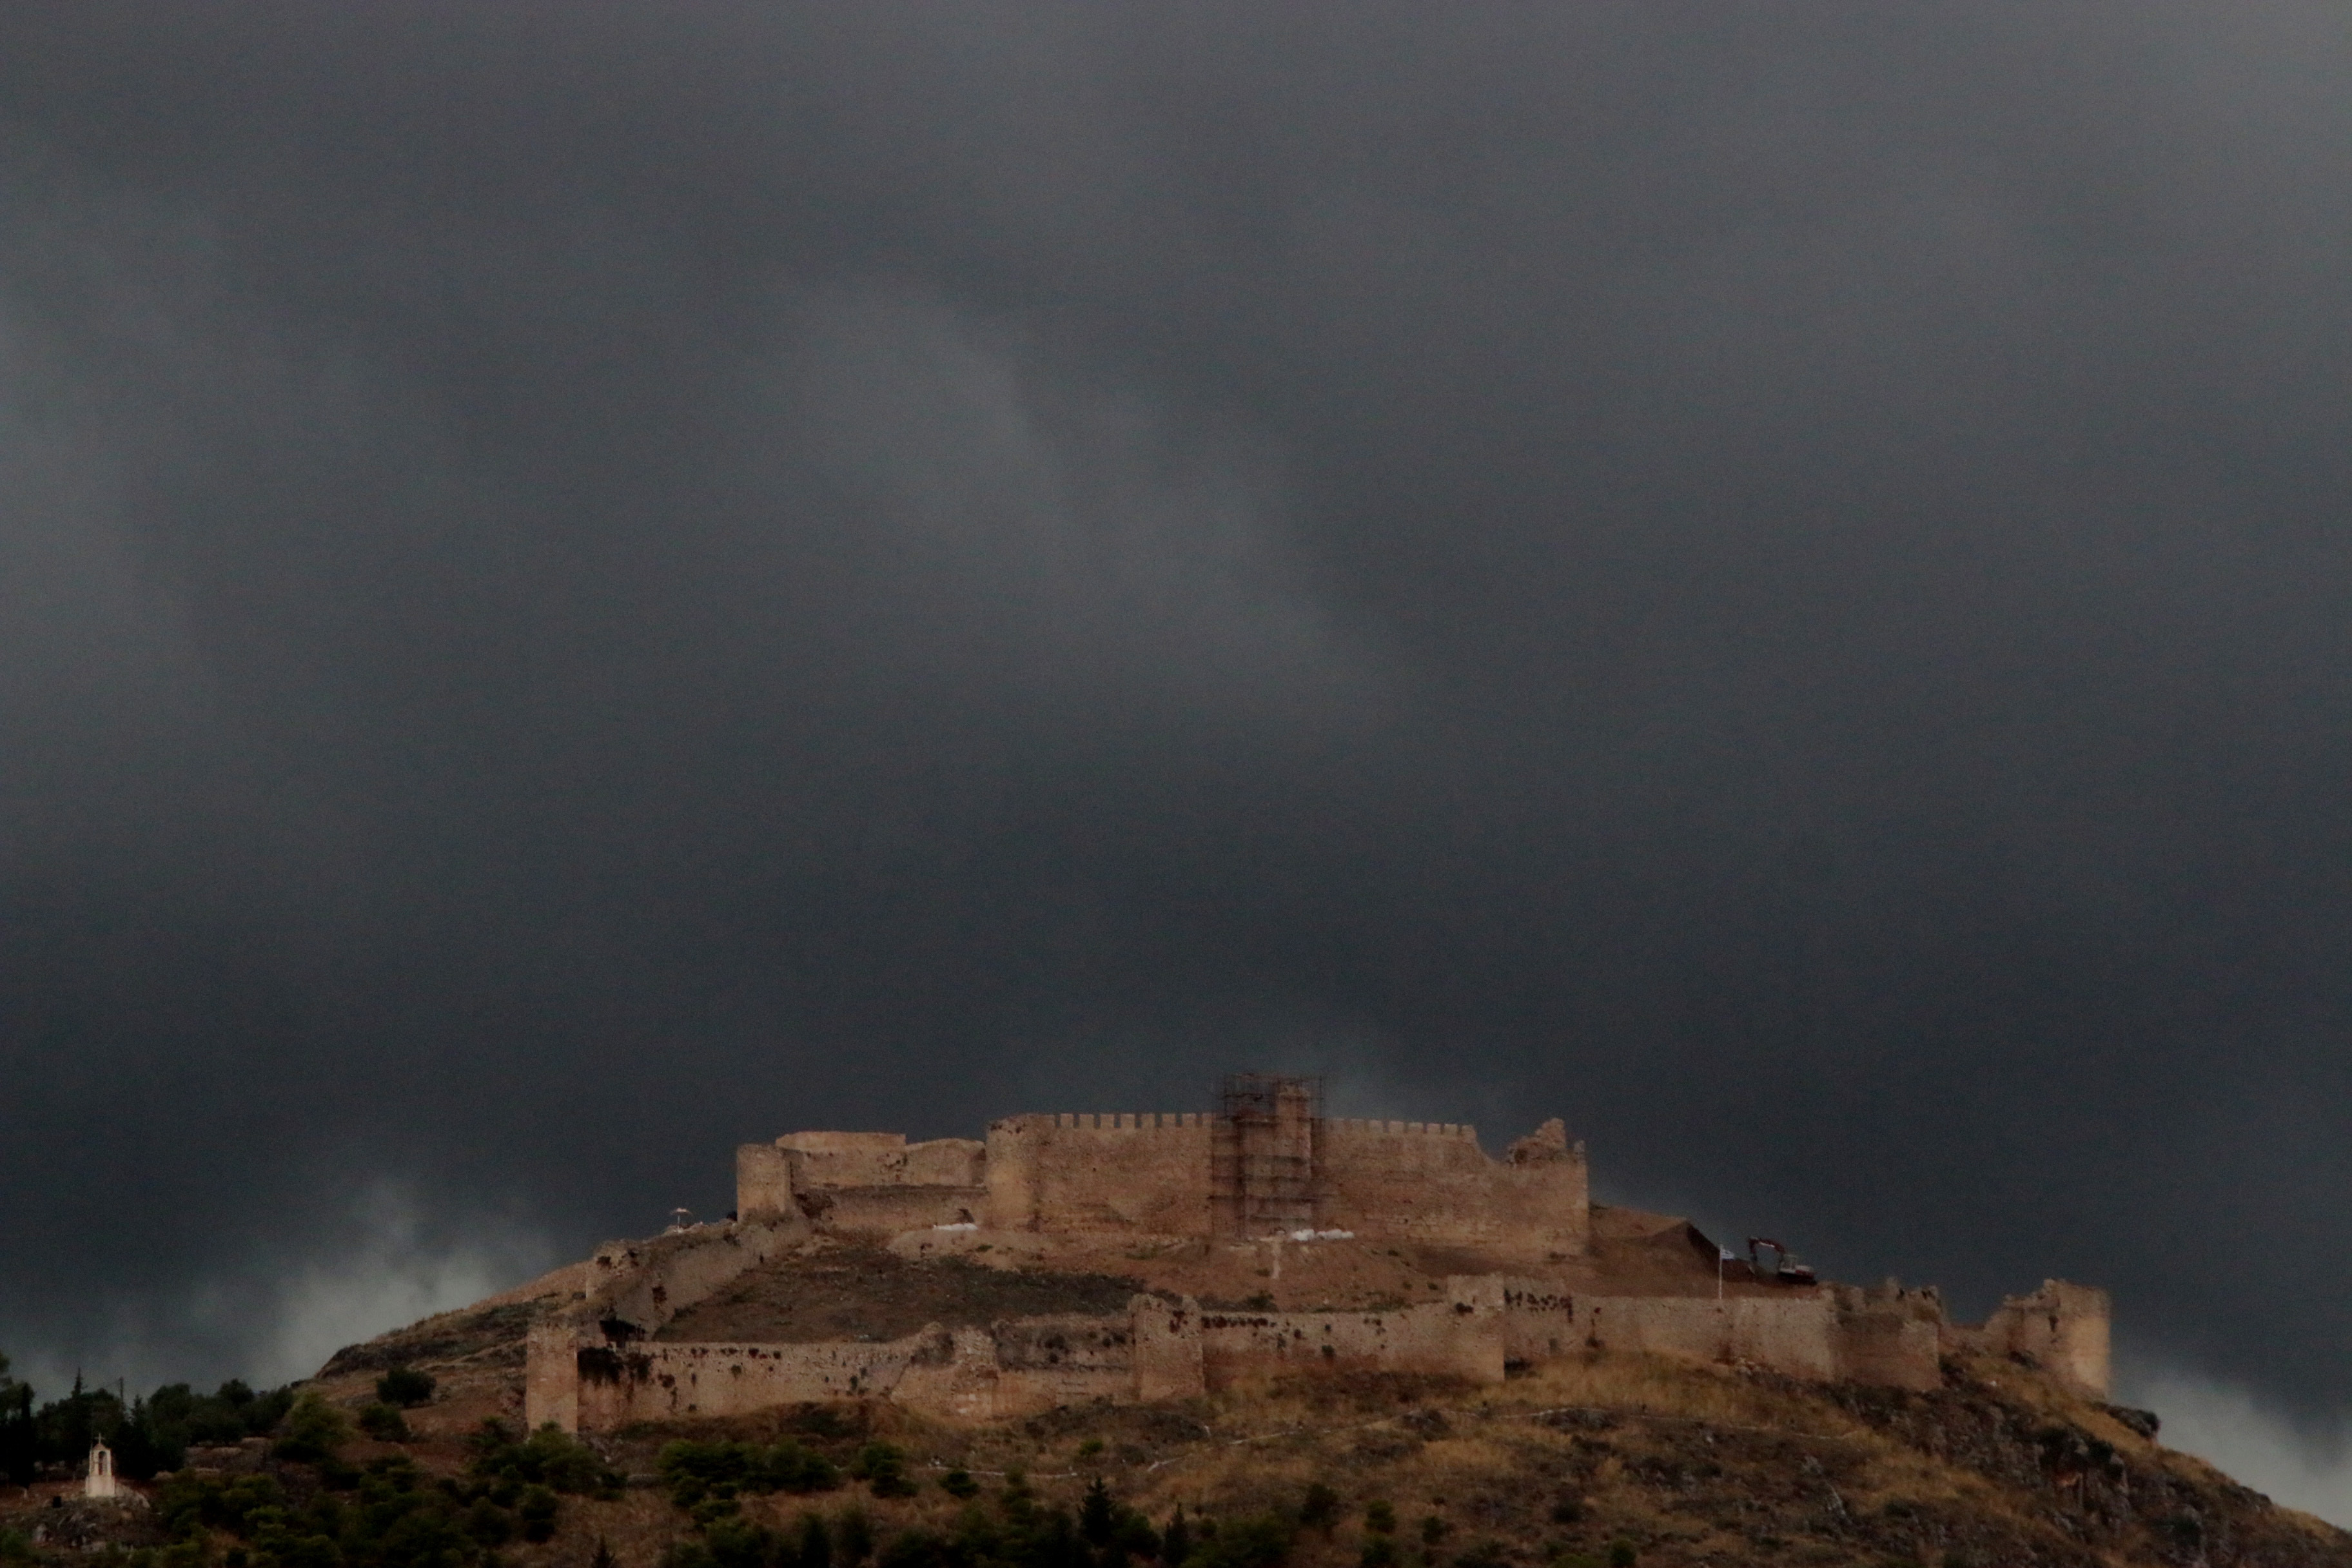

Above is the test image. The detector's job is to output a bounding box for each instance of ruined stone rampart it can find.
[584,1219,806,1337]
[528,1282,1518,1431]
[1199,1286,1507,1386]
[778,1132,986,1189]
[568,1331,947,1427]
[981,1114,1216,1237]
[1951,1279,2110,1396]
[571,1079,2115,1433]
[1318,1119,1589,1258]
[528,1251,2068,1434]
[1561,1292,1949,1391]
[739,1097,1591,1258]
[798,1185,987,1235]
[1573,1295,1840,1382]
[1495,1277,1576,1364]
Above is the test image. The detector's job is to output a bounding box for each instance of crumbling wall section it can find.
[1317,1121,1589,1257]
[982,1114,1215,1236]
[1496,1277,1576,1364]
[1199,1289,1507,1386]
[775,1133,988,1190]
[1974,1279,2111,1396]
[1573,1295,1843,1381]
[538,1309,1148,1431]
[1132,1295,1208,1401]
[736,1144,793,1221]
[988,1315,1136,1409]
[1834,1311,1941,1392]
[524,1320,582,1432]
[571,1331,949,1427]
[798,1186,987,1235]
[587,1219,807,1337]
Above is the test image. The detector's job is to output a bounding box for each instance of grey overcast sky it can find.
[5,0,2352,1485]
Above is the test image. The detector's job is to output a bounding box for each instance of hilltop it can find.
[8,1244,2347,1568]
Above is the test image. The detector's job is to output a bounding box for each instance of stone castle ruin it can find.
[525,1075,2108,1432]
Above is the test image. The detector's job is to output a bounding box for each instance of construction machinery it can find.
[1747,1237,1818,1285]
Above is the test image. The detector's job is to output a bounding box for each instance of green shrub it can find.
[1187,1514,1293,1568]
[796,1513,834,1568]
[837,1507,877,1567]
[1359,1538,1399,1568]
[1364,1504,1396,1536]
[472,1420,623,1497]
[701,1516,773,1568]
[1160,1509,1191,1567]
[271,1396,351,1463]
[159,1471,289,1538]
[1299,1487,1340,1532]
[656,1438,839,1510]
[1607,1542,1638,1568]
[375,1369,436,1409]
[464,1498,514,1548]
[939,1470,980,1501]
[850,1443,915,1500]
[356,1405,409,1443]
[878,1529,948,1568]
[516,1486,559,1544]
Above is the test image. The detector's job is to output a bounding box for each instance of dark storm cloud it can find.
[5,0,2351,1438]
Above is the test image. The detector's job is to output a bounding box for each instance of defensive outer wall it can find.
[526,1083,2110,1431]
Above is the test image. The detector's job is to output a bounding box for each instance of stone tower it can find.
[1210,1073,1321,1236]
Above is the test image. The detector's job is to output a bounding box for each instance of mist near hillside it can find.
[6,0,2352,1507]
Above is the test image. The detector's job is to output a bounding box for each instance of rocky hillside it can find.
[10,1256,2347,1568]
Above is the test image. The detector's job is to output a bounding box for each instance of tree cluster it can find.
[0,1352,296,1484]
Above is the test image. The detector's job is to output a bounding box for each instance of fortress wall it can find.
[1979,1280,2111,1396]
[988,1315,1137,1409]
[525,1321,582,1432]
[736,1144,794,1220]
[1832,1313,1941,1391]
[777,1133,988,1190]
[1496,1277,1576,1363]
[589,1219,806,1335]
[534,1313,1148,1431]
[1317,1122,1589,1256]
[1572,1296,1841,1381]
[1133,1296,1208,1401]
[1200,1301,1506,1386]
[778,1132,908,1188]
[903,1139,987,1187]
[570,1335,941,1428]
[803,1185,987,1235]
[983,1114,1214,1235]
[890,1328,1006,1421]
[1725,1298,1843,1380]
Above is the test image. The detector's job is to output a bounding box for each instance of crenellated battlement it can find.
[1035,1112,1208,1130]
[748,1078,1585,1256]
[1326,1118,1480,1138]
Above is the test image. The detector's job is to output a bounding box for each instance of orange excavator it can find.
[1747,1237,1818,1286]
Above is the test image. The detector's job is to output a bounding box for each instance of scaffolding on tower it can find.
[1210,1073,1324,1237]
